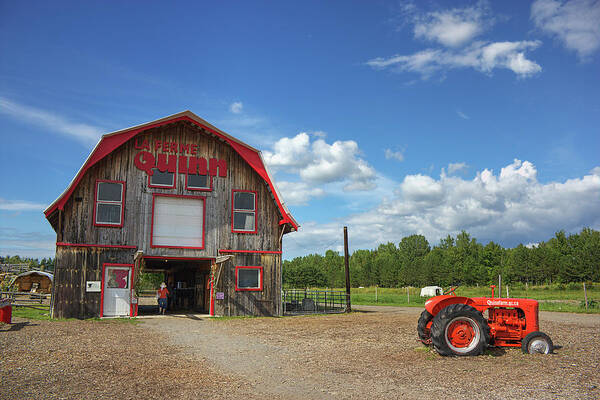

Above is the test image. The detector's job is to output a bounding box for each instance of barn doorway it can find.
[140,257,213,315]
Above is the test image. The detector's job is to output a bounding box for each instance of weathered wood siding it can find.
[59,121,283,255]
[53,246,136,319]
[214,254,281,317]
[53,121,285,317]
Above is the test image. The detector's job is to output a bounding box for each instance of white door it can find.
[103,266,132,317]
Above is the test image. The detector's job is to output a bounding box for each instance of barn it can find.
[44,111,298,319]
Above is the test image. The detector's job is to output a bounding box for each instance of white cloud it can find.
[263,132,312,169]
[457,110,470,120]
[229,101,244,114]
[385,148,405,162]
[263,133,377,192]
[368,3,543,80]
[284,160,600,258]
[367,40,542,79]
[531,0,600,59]
[276,181,326,206]
[0,228,56,258]
[0,198,47,211]
[0,97,103,146]
[448,162,468,174]
[414,5,490,47]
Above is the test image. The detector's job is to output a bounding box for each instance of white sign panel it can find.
[86,281,101,292]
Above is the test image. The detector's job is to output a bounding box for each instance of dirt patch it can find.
[0,318,267,400]
[144,306,600,400]
[2,307,599,399]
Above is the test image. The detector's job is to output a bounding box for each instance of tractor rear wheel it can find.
[522,331,553,354]
[430,304,490,356]
[417,310,433,345]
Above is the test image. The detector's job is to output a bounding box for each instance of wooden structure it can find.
[11,271,53,294]
[44,111,297,318]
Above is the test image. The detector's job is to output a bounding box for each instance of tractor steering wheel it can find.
[443,286,459,296]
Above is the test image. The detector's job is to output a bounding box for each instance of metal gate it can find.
[282,289,347,315]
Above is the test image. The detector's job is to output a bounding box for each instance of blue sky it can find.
[1,0,599,259]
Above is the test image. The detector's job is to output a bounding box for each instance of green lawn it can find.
[8,305,139,323]
[347,284,600,314]
[10,305,52,320]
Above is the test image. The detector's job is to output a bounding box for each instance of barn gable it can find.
[44,111,297,232]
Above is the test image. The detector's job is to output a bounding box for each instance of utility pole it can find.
[344,226,351,313]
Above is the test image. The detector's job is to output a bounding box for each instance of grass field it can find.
[10,305,52,320]
[7,305,138,323]
[349,283,600,313]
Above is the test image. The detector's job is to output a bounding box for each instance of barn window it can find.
[151,194,205,248]
[232,190,257,233]
[186,174,211,191]
[94,180,125,227]
[235,266,263,291]
[149,168,175,188]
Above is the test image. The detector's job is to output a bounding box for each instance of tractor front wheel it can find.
[430,304,490,356]
[417,310,433,345]
[522,331,553,354]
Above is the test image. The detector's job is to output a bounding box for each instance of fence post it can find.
[344,226,351,313]
[584,282,588,311]
[498,275,502,298]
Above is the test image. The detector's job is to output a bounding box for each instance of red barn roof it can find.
[44,111,298,231]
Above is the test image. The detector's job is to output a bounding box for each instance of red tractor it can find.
[418,285,553,356]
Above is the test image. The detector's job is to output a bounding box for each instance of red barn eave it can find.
[43,110,298,232]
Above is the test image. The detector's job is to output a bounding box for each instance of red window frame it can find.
[150,193,206,250]
[231,189,258,234]
[235,266,263,291]
[148,168,176,189]
[93,180,126,228]
[185,173,213,192]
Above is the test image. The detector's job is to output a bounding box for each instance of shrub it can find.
[580,299,598,309]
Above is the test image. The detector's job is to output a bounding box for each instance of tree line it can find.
[0,255,55,272]
[283,228,600,288]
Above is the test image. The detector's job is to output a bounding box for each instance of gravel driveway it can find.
[2,306,599,399]
[143,306,600,400]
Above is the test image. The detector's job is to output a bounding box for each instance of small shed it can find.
[12,271,54,293]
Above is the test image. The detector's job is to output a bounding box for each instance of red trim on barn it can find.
[218,249,282,254]
[143,256,215,261]
[100,263,135,318]
[56,242,137,249]
[93,179,126,228]
[43,111,298,231]
[185,173,213,192]
[210,270,215,316]
[235,266,263,291]
[231,189,258,234]
[150,193,206,250]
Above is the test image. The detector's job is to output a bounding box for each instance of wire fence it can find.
[0,291,51,310]
[282,289,348,315]
[0,264,31,274]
